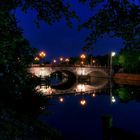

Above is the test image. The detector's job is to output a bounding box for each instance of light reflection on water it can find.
[36,77,109,96]
[37,78,140,140]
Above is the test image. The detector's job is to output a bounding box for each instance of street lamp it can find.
[59,57,63,64]
[80,54,86,65]
[111,52,116,57]
[110,51,116,77]
[39,51,46,65]
[39,51,46,58]
[34,56,40,61]
[80,54,86,59]
[92,59,96,64]
[65,58,70,64]
[53,59,57,64]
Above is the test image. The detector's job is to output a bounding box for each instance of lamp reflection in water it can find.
[36,85,55,95]
[80,99,87,106]
[110,79,116,104]
[91,90,96,97]
[76,84,86,93]
[76,84,87,106]
[59,97,64,103]
[92,93,96,97]
[40,67,45,78]
[111,96,116,103]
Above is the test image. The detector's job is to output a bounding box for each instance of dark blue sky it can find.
[15,1,123,60]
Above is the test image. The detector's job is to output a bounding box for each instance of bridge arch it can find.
[29,64,110,78]
[50,70,77,90]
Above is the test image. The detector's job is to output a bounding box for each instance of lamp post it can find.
[80,54,86,76]
[80,54,86,60]
[59,57,63,64]
[80,54,86,65]
[65,58,70,64]
[92,59,96,65]
[110,52,116,77]
[52,59,57,64]
[39,51,46,65]
[39,51,46,58]
[34,56,40,61]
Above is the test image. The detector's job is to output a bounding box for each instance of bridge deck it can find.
[30,64,110,69]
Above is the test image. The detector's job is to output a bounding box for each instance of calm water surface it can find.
[38,79,140,140]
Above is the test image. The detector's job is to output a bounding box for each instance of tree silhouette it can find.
[0,2,79,139]
[79,0,140,51]
[0,0,78,26]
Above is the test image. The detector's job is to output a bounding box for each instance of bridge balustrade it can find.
[30,64,110,69]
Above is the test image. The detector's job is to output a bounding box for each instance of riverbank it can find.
[113,73,140,86]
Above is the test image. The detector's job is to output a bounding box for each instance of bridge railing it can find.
[29,64,110,69]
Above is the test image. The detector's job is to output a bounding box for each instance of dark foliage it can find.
[0,0,79,27]
[79,0,140,51]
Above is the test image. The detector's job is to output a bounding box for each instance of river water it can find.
[37,77,140,140]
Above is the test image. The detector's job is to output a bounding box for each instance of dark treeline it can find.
[0,0,140,139]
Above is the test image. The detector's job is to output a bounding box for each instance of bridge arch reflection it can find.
[35,77,108,96]
[50,70,77,89]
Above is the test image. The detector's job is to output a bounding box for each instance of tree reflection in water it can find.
[1,75,140,139]
[0,77,63,140]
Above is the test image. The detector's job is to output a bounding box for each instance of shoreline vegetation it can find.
[113,73,140,86]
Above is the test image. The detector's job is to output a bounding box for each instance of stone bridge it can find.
[29,64,110,78]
